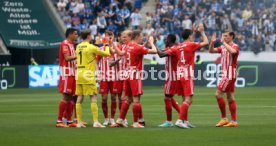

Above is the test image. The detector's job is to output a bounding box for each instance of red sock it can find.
[57,100,67,121]
[178,101,190,121]
[216,97,226,118]
[132,102,141,123]
[139,104,144,120]
[102,100,108,118]
[171,97,180,113]
[119,100,130,119]
[111,100,117,119]
[65,100,73,121]
[164,97,172,121]
[119,100,122,110]
[228,100,237,121]
[71,100,76,120]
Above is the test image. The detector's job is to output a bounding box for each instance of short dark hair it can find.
[167,34,176,43]
[118,32,122,37]
[224,30,235,39]
[182,29,193,40]
[131,30,141,40]
[65,28,77,38]
[80,29,91,40]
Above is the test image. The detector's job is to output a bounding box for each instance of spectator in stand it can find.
[207,11,217,35]
[252,34,265,54]
[75,0,85,13]
[143,24,155,36]
[121,5,130,26]
[145,12,152,25]
[114,15,123,34]
[156,34,165,50]
[130,8,142,30]
[89,19,98,39]
[134,0,142,9]
[162,6,174,33]
[72,13,80,26]
[242,5,253,20]
[57,0,67,12]
[54,0,276,53]
[182,15,192,30]
[97,11,107,34]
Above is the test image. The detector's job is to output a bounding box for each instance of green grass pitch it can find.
[1,87,276,146]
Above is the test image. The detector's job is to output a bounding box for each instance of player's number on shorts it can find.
[79,51,82,65]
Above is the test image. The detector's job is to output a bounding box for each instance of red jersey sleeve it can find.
[96,55,102,61]
[136,45,149,55]
[61,44,70,54]
[233,44,240,54]
[165,47,178,56]
[190,42,201,52]
[217,46,222,53]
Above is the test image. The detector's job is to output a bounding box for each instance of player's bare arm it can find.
[109,57,121,67]
[147,36,157,54]
[198,24,209,47]
[96,46,111,57]
[221,38,238,54]
[157,48,168,58]
[209,33,219,53]
[114,42,125,56]
[191,23,197,41]
[109,32,116,54]
[64,53,76,61]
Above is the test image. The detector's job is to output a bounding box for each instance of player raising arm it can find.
[156,34,181,127]
[75,29,111,128]
[175,24,209,129]
[209,31,240,127]
[112,30,157,128]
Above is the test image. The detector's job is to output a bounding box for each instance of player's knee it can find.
[215,91,222,99]
[133,97,140,103]
[165,94,173,98]
[102,98,107,103]
[185,99,192,105]
[111,97,116,102]
[227,96,235,102]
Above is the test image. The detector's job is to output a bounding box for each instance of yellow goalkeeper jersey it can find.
[76,41,110,84]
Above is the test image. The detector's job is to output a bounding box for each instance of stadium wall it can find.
[1,62,276,90]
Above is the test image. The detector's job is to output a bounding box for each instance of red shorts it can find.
[123,79,143,97]
[99,81,114,94]
[177,78,194,97]
[164,80,178,95]
[58,76,76,95]
[218,78,236,93]
[112,80,123,94]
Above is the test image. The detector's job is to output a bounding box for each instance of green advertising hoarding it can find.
[0,0,63,49]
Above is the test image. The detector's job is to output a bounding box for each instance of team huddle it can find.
[56,24,240,128]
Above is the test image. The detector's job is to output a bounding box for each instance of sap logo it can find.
[29,65,60,88]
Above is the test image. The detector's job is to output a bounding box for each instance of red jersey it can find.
[164,45,180,81]
[97,46,115,81]
[177,42,201,79]
[124,43,149,79]
[114,43,127,81]
[59,40,76,77]
[217,43,240,79]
